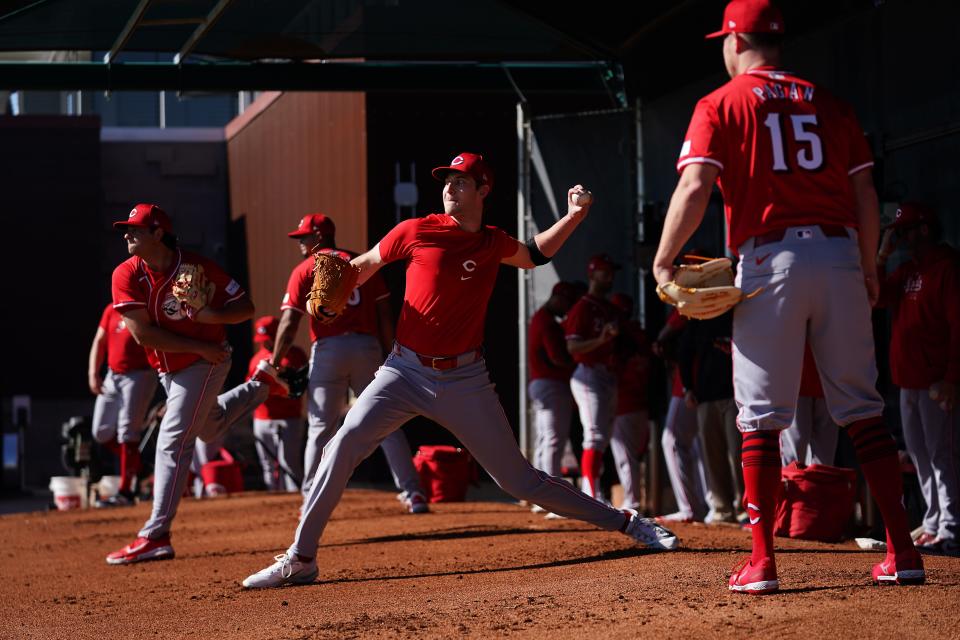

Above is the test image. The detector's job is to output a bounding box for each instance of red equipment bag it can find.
[774,461,857,542]
[413,445,475,503]
[200,448,244,496]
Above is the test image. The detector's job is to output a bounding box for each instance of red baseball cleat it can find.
[872,552,925,585]
[728,557,779,594]
[106,535,175,565]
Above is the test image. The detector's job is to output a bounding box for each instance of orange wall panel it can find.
[226,92,367,347]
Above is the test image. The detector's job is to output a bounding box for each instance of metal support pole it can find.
[516,101,531,460]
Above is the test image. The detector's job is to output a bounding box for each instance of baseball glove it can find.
[656,258,759,320]
[172,263,213,319]
[305,252,360,324]
[278,365,309,399]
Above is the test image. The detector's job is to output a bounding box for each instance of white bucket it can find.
[49,476,88,511]
[97,475,122,500]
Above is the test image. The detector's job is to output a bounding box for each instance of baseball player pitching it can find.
[250,315,308,492]
[653,0,924,592]
[105,204,287,565]
[242,152,678,588]
[88,302,158,506]
[271,213,429,513]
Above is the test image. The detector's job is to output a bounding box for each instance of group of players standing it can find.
[85,0,945,594]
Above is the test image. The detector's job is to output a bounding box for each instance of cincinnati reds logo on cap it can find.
[129,208,137,218]
[451,156,465,166]
[728,20,736,27]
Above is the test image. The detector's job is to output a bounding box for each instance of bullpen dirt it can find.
[2,489,958,639]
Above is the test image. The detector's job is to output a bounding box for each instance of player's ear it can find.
[478,183,491,199]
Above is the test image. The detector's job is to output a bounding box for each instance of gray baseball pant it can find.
[780,396,839,466]
[303,334,421,498]
[92,368,158,444]
[528,378,574,476]
[290,346,627,558]
[734,226,884,432]
[661,395,709,519]
[139,359,268,539]
[901,388,960,540]
[254,417,305,492]
[611,410,650,510]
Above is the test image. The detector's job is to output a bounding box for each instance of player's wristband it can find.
[525,238,551,266]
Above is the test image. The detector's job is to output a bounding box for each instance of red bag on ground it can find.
[774,461,857,542]
[413,445,475,503]
[200,449,244,496]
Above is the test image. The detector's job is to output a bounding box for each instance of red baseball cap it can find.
[288,213,335,239]
[610,292,633,314]
[253,315,279,343]
[705,0,784,39]
[113,203,173,234]
[888,202,937,230]
[587,253,621,275]
[550,281,578,303]
[432,152,494,191]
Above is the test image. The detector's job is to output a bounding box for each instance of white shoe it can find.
[623,510,679,551]
[544,512,566,520]
[530,504,546,514]
[241,552,318,589]
[397,491,430,514]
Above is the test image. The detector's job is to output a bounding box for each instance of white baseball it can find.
[572,190,592,206]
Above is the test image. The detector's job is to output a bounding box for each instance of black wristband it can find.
[525,238,551,265]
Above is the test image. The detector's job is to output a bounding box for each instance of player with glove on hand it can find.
[242,152,678,590]
[271,213,430,514]
[105,204,287,566]
[654,0,923,593]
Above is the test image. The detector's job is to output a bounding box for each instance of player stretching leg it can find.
[653,0,923,593]
[243,153,678,588]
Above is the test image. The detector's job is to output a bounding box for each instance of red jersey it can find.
[564,294,619,367]
[880,245,960,388]
[98,303,150,373]
[616,320,651,415]
[248,347,308,420]
[378,214,518,357]
[112,249,246,374]
[281,248,390,343]
[678,67,874,253]
[528,306,574,382]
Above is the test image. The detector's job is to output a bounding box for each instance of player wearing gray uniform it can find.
[105,204,286,565]
[565,255,622,501]
[243,152,678,588]
[654,311,709,523]
[654,0,923,592]
[527,282,577,480]
[89,302,158,506]
[272,213,428,513]
[878,202,960,555]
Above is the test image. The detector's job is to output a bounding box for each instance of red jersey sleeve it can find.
[197,257,245,308]
[677,97,726,174]
[112,260,147,310]
[491,227,520,259]
[378,219,419,264]
[844,104,874,176]
[564,300,590,340]
[943,262,960,384]
[281,259,313,314]
[666,308,688,331]
[98,303,113,331]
